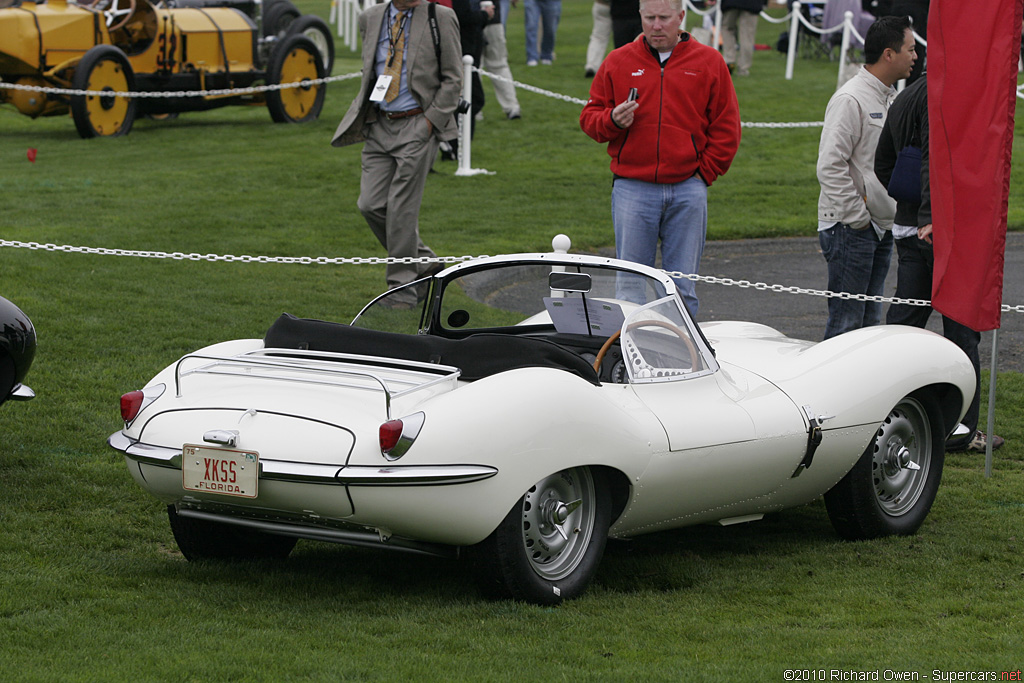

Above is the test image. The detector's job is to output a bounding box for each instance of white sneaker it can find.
[526,60,538,67]
[540,59,552,65]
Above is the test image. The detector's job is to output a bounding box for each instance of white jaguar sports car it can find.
[109,239,976,604]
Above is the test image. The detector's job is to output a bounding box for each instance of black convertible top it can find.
[264,314,600,385]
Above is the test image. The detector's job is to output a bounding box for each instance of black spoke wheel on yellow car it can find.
[266,34,326,124]
[474,467,610,605]
[167,505,297,561]
[824,392,945,540]
[70,45,137,138]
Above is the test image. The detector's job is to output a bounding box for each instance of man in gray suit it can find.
[332,0,463,308]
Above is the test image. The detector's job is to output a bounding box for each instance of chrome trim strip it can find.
[109,432,497,486]
[175,508,456,557]
[173,351,461,419]
[260,459,345,483]
[10,384,34,401]
[334,464,498,486]
[250,348,459,378]
[383,411,426,461]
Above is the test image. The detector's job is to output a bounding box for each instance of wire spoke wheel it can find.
[825,391,944,540]
[475,466,610,604]
[871,397,931,516]
[521,468,596,581]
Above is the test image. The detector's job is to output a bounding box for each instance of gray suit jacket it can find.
[331,1,463,147]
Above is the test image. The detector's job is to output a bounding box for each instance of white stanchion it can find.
[837,11,853,90]
[713,1,722,52]
[345,0,359,50]
[786,1,801,80]
[455,56,494,177]
[330,0,363,51]
[986,330,999,478]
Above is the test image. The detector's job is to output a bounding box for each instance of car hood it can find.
[701,320,976,431]
[701,320,815,375]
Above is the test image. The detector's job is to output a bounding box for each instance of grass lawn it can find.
[1,1,1023,680]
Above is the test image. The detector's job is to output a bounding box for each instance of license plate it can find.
[182,444,259,499]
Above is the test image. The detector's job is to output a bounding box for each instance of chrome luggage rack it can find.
[174,348,461,417]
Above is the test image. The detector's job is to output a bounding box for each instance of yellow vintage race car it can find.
[0,0,331,137]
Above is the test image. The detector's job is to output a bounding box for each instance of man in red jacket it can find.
[580,0,740,316]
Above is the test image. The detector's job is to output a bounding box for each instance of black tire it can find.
[824,392,945,540]
[263,0,300,38]
[0,353,15,407]
[473,467,610,605]
[286,14,335,75]
[266,34,326,123]
[70,45,136,138]
[167,505,297,561]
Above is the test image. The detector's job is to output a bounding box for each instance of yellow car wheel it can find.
[266,34,326,124]
[70,45,137,138]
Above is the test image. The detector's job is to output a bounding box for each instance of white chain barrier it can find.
[1,66,825,128]
[3,239,1024,313]
[472,67,824,128]
[0,239,481,266]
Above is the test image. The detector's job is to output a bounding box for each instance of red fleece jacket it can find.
[580,33,741,186]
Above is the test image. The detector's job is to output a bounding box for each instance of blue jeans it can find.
[819,222,893,340]
[524,0,561,62]
[612,176,708,317]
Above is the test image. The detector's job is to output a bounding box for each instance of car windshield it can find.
[436,262,669,335]
[351,258,715,382]
[619,297,712,382]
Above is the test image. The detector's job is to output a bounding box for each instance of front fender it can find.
[707,323,975,435]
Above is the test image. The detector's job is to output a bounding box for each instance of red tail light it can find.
[119,384,165,424]
[378,412,425,460]
[121,391,144,422]
[379,419,404,453]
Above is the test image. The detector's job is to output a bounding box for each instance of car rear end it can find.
[109,338,462,539]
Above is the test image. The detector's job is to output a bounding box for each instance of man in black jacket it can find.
[874,77,1003,453]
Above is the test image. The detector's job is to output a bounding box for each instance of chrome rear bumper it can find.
[108,431,498,486]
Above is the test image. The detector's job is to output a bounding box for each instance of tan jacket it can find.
[816,67,897,230]
[331,2,463,147]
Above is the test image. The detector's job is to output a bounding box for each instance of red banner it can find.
[928,0,1023,332]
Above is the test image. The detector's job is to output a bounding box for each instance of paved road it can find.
[694,232,1024,374]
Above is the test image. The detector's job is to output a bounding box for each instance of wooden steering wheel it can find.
[593,319,702,375]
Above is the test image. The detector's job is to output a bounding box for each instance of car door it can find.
[616,299,809,531]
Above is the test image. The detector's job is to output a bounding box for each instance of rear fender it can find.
[345,367,659,545]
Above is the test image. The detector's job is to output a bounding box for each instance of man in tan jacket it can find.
[816,14,916,339]
[332,0,463,308]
